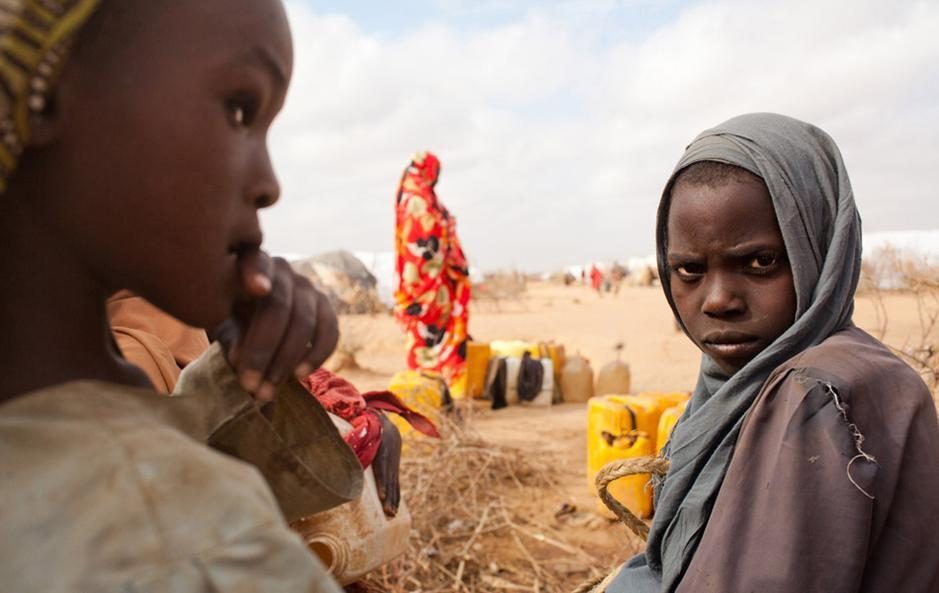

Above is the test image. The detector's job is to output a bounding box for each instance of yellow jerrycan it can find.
[656,399,689,455]
[387,370,446,442]
[540,342,566,385]
[291,414,412,585]
[560,355,594,403]
[605,394,661,438]
[587,395,656,519]
[464,341,491,399]
[653,391,691,412]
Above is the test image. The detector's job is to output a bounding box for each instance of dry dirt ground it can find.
[337,282,935,582]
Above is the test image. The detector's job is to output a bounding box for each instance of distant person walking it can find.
[394,152,471,395]
[590,265,604,294]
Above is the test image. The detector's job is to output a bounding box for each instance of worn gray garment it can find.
[0,344,358,592]
[609,113,862,592]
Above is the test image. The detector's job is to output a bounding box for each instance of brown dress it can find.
[676,327,939,592]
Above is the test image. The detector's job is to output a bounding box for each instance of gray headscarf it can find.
[609,113,862,592]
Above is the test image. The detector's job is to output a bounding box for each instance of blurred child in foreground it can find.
[0,1,357,590]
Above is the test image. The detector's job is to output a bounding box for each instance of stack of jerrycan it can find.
[560,355,594,403]
[291,414,411,585]
[587,392,690,519]
[489,340,565,406]
[387,370,448,443]
[504,354,554,406]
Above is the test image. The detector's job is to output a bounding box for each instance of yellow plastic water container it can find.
[656,399,689,455]
[490,340,540,359]
[587,395,656,519]
[291,414,412,585]
[465,342,491,399]
[560,355,594,403]
[541,342,566,384]
[595,360,632,396]
[653,391,691,411]
[387,370,445,441]
[603,394,662,438]
[605,393,691,449]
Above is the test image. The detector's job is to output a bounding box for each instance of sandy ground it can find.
[337,282,936,575]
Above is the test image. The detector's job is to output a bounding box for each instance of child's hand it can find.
[372,412,402,517]
[214,250,339,403]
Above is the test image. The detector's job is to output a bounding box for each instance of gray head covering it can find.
[609,113,862,592]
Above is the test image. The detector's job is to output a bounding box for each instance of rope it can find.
[595,456,670,541]
[571,457,670,592]
[571,575,605,593]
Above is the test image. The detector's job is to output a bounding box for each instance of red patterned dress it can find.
[394,152,471,394]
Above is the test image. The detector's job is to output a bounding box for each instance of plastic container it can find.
[599,393,690,450]
[387,370,445,441]
[595,360,632,396]
[587,396,655,519]
[464,342,491,399]
[560,355,594,403]
[601,394,661,437]
[503,357,556,407]
[291,415,412,585]
[656,399,689,455]
[541,342,566,384]
[653,391,691,412]
[504,356,522,405]
[520,358,554,407]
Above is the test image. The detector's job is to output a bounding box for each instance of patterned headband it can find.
[0,0,100,193]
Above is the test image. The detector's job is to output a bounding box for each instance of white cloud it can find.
[264,0,939,271]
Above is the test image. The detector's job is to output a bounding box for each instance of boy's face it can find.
[666,178,797,375]
[39,0,293,327]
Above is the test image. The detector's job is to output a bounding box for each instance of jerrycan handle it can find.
[622,404,637,432]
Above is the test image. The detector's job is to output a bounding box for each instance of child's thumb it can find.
[238,250,274,298]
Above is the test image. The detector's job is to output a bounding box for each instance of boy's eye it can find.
[226,95,259,128]
[747,252,779,271]
[673,262,705,280]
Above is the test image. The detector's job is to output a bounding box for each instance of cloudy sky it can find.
[263,0,939,271]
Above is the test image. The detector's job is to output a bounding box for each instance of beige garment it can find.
[108,290,211,393]
[0,345,362,592]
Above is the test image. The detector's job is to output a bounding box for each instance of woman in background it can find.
[394,151,471,396]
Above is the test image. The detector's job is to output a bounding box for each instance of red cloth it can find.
[301,369,440,468]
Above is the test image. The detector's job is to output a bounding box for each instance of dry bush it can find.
[472,272,528,313]
[364,413,613,593]
[860,247,939,405]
